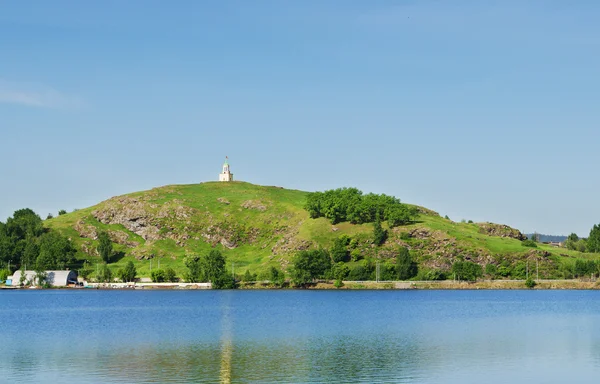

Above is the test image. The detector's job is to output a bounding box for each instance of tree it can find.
[164,267,177,282]
[587,224,600,253]
[330,236,349,263]
[373,213,387,246]
[118,261,137,282]
[22,237,39,269]
[151,269,166,282]
[58,210,67,216]
[268,266,285,287]
[97,231,113,263]
[452,261,483,282]
[96,264,112,283]
[332,262,350,281]
[6,209,44,240]
[485,264,498,279]
[242,269,256,282]
[185,250,232,288]
[199,249,226,284]
[291,249,332,286]
[184,256,202,283]
[525,276,536,289]
[396,247,417,280]
[567,233,579,243]
[36,231,75,270]
[34,269,47,287]
[46,213,54,220]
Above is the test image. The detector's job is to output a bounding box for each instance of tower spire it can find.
[219,156,234,182]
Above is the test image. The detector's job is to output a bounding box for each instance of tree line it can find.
[304,187,418,227]
[0,209,76,273]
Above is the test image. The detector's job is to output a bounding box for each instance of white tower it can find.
[219,156,234,182]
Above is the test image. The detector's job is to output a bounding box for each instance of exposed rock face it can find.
[478,223,526,240]
[241,200,268,211]
[217,197,230,205]
[92,197,161,241]
[414,206,440,217]
[75,220,98,240]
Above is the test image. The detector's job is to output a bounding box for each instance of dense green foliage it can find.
[117,261,137,282]
[0,209,76,271]
[587,224,600,253]
[97,231,113,264]
[183,250,233,288]
[291,249,332,286]
[330,236,350,262]
[151,269,166,282]
[0,269,9,281]
[525,276,536,288]
[372,213,387,246]
[396,247,417,280]
[164,267,178,282]
[573,259,598,278]
[452,261,483,282]
[305,187,417,226]
[96,264,113,283]
[521,239,537,248]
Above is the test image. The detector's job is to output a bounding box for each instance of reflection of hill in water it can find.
[4,291,600,383]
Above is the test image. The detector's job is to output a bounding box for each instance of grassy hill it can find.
[45,181,599,279]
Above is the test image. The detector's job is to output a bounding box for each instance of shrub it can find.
[452,261,483,282]
[242,269,256,282]
[0,269,10,281]
[348,265,372,281]
[350,249,362,262]
[117,261,137,282]
[521,239,537,248]
[334,279,344,288]
[96,264,112,283]
[151,269,166,283]
[399,232,411,241]
[525,277,536,289]
[416,269,446,281]
[164,267,178,282]
[396,247,417,280]
[485,264,498,278]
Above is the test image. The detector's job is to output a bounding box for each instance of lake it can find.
[1,290,600,383]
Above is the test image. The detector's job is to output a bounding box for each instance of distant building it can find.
[219,156,234,182]
[9,270,78,287]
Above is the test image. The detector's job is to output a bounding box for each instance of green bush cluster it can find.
[521,239,537,248]
[304,187,417,226]
[451,261,483,282]
[184,250,234,289]
[0,209,76,271]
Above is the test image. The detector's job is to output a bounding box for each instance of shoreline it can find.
[4,279,599,290]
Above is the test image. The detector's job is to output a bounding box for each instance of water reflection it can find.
[3,290,600,383]
[219,293,233,384]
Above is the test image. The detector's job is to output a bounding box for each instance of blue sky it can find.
[1,0,599,236]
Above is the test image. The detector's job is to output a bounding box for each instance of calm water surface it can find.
[1,290,600,383]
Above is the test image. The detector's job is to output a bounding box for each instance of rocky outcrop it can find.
[92,197,160,241]
[477,223,526,240]
[75,220,98,240]
[241,200,268,211]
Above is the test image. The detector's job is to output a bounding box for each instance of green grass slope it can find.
[45,181,598,279]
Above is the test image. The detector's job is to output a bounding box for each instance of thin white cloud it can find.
[0,79,83,108]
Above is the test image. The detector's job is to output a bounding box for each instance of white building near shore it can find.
[9,270,78,287]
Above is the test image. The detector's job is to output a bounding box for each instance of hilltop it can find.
[45,182,598,279]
